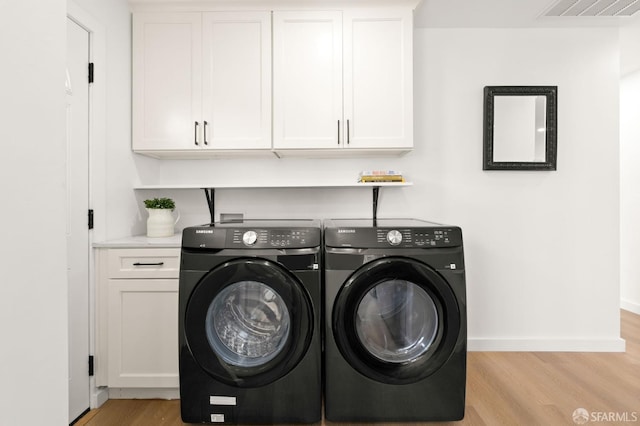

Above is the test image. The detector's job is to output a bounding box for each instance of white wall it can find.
[620,25,640,315]
[0,0,69,424]
[417,28,621,350]
[126,27,623,350]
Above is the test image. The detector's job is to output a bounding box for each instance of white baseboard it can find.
[468,337,626,352]
[621,299,640,315]
[108,388,180,400]
[91,387,109,409]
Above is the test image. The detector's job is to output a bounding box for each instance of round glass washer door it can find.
[185,257,313,388]
[355,279,438,364]
[206,280,291,368]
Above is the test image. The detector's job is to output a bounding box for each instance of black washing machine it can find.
[179,219,321,424]
[323,218,467,422]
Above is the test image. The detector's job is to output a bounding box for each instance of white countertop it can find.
[93,234,182,248]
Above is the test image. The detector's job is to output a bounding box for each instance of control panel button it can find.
[387,230,402,245]
[242,230,258,246]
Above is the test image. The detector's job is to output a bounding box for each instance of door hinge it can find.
[88,209,94,230]
[88,355,94,377]
[88,62,94,83]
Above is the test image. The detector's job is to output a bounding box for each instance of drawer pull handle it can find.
[132,262,165,266]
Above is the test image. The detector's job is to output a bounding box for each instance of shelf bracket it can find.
[203,188,215,224]
[372,186,380,226]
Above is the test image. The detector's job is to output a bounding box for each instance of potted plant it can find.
[144,197,179,237]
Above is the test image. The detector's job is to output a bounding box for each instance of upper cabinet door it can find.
[132,13,202,151]
[343,9,413,149]
[202,12,271,150]
[273,11,343,149]
[131,8,413,157]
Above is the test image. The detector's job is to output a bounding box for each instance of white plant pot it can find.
[146,208,179,237]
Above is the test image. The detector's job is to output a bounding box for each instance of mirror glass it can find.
[483,86,557,170]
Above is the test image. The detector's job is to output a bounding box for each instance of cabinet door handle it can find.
[204,121,208,145]
[194,121,199,146]
[132,262,165,266]
[347,119,350,145]
[337,120,341,145]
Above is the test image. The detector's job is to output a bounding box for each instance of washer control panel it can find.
[181,221,321,250]
[231,228,318,248]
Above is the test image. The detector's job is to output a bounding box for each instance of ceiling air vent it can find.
[544,0,640,16]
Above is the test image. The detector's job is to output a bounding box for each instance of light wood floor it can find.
[77,310,640,426]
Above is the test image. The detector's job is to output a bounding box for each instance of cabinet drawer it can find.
[107,248,181,279]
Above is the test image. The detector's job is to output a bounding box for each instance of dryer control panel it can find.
[377,228,458,247]
[325,224,462,249]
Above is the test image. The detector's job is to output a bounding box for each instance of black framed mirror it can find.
[483,86,557,171]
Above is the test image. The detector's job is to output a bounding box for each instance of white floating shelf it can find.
[134,182,412,190]
[133,182,412,224]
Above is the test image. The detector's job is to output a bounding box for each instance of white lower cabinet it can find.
[96,247,180,395]
[107,279,179,388]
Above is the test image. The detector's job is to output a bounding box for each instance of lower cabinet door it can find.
[107,279,179,388]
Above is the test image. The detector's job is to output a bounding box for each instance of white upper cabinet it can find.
[132,12,272,155]
[202,12,271,150]
[132,13,202,152]
[132,6,414,157]
[273,9,413,153]
[273,11,343,149]
[343,9,413,150]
